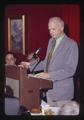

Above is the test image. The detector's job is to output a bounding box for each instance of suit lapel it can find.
[50,35,67,63]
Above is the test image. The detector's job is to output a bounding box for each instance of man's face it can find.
[48,21,63,39]
[5,54,16,65]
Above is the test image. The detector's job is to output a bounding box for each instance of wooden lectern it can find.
[5,65,53,112]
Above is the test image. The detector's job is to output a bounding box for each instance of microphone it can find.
[28,48,41,74]
[33,48,41,59]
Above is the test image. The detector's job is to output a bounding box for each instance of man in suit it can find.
[20,17,78,107]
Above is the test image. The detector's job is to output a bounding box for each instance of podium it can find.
[5,65,53,112]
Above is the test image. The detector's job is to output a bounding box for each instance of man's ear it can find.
[61,26,64,31]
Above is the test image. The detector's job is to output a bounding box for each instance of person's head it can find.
[58,101,79,115]
[48,17,64,39]
[5,52,16,65]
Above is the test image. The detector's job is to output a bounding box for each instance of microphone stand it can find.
[31,59,42,74]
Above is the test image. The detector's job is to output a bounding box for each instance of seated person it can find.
[5,52,19,115]
[5,51,17,98]
[5,51,16,66]
[5,52,31,115]
[58,100,79,115]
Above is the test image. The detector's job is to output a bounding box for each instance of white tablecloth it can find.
[31,100,61,115]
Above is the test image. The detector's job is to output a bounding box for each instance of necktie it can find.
[45,39,56,72]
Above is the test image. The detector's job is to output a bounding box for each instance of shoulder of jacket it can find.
[64,35,78,46]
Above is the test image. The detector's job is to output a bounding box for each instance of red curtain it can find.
[5,4,80,60]
[59,4,80,46]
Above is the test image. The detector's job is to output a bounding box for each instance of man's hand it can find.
[35,72,50,79]
[18,61,30,69]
